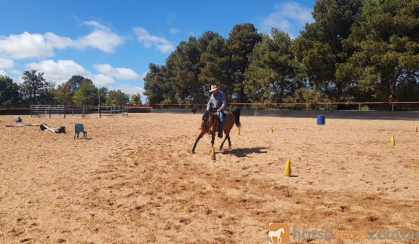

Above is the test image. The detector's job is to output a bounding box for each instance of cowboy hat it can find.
[209,84,220,92]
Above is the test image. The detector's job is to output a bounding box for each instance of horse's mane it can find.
[202,111,217,121]
[202,111,210,121]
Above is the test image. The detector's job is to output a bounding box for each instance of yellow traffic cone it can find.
[237,128,240,135]
[270,125,273,133]
[415,126,417,133]
[391,135,395,146]
[210,147,216,160]
[284,158,291,177]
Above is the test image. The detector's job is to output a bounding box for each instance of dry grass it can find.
[1,113,419,243]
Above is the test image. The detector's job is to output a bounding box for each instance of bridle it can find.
[202,110,218,133]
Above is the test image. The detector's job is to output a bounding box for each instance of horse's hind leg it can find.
[228,135,231,149]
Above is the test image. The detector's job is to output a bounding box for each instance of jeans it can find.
[219,110,225,123]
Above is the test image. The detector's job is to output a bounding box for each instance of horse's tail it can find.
[232,108,241,128]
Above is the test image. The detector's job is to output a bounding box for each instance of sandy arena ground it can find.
[1,113,419,243]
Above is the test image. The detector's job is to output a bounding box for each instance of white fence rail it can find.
[30,105,129,118]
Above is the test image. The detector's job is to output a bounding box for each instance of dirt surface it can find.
[1,113,419,243]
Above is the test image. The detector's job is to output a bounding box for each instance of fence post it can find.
[99,103,101,118]
[392,103,395,111]
[330,103,333,110]
[82,105,85,118]
[64,106,66,119]
[49,105,51,118]
[359,103,361,111]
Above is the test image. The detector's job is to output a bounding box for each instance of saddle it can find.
[208,109,230,124]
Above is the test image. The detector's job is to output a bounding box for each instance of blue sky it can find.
[0,0,315,103]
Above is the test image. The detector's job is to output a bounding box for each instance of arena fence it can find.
[30,105,65,118]
[151,102,419,112]
[29,104,130,118]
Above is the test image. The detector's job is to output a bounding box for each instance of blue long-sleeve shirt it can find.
[207,91,227,111]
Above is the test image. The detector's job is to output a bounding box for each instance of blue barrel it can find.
[317,115,325,125]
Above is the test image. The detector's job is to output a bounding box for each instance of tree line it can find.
[0,71,142,106]
[143,0,419,105]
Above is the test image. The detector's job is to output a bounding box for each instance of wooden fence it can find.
[151,102,419,111]
[29,105,129,118]
[30,105,65,118]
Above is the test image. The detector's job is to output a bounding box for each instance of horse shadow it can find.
[221,147,269,158]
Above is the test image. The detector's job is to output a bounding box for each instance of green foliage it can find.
[283,88,330,104]
[97,87,108,105]
[20,70,51,105]
[292,0,364,101]
[131,93,142,105]
[0,75,20,105]
[106,90,130,105]
[245,28,297,103]
[361,105,370,111]
[227,23,263,102]
[347,0,419,102]
[55,82,74,105]
[67,75,87,93]
[73,80,98,105]
[143,63,176,105]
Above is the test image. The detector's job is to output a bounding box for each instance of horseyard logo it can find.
[269,223,290,243]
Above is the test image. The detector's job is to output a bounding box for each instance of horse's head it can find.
[202,110,219,133]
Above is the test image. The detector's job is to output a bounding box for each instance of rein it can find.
[203,111,218,134]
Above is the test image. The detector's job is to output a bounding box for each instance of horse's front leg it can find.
[220,133,229,151]
[192,130,206,154]
[209,132,215,154]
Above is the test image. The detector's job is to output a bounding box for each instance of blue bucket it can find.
[317,115,325,125]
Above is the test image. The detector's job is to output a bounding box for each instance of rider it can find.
[206,84,227,138]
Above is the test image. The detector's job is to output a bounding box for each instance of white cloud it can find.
[10,70,21,75]
[157,44,176,53]
[24,59,116,86]
[25,60,90,82]
[0,32,55,59]
[170,28,180,34]
[133,27,175,54]
[0,21,123,60]
[108,84,145,96]
[91,74,116,86]
[0,57,14,69]
[44,24,123,53]
[82,21,110,31]
[260,2,314,38]
[0,70,7,76]
[93,64,141,80]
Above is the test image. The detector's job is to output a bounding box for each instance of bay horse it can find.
[192,108,241,154]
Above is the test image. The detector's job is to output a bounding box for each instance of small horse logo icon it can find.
[269,223,289,243]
